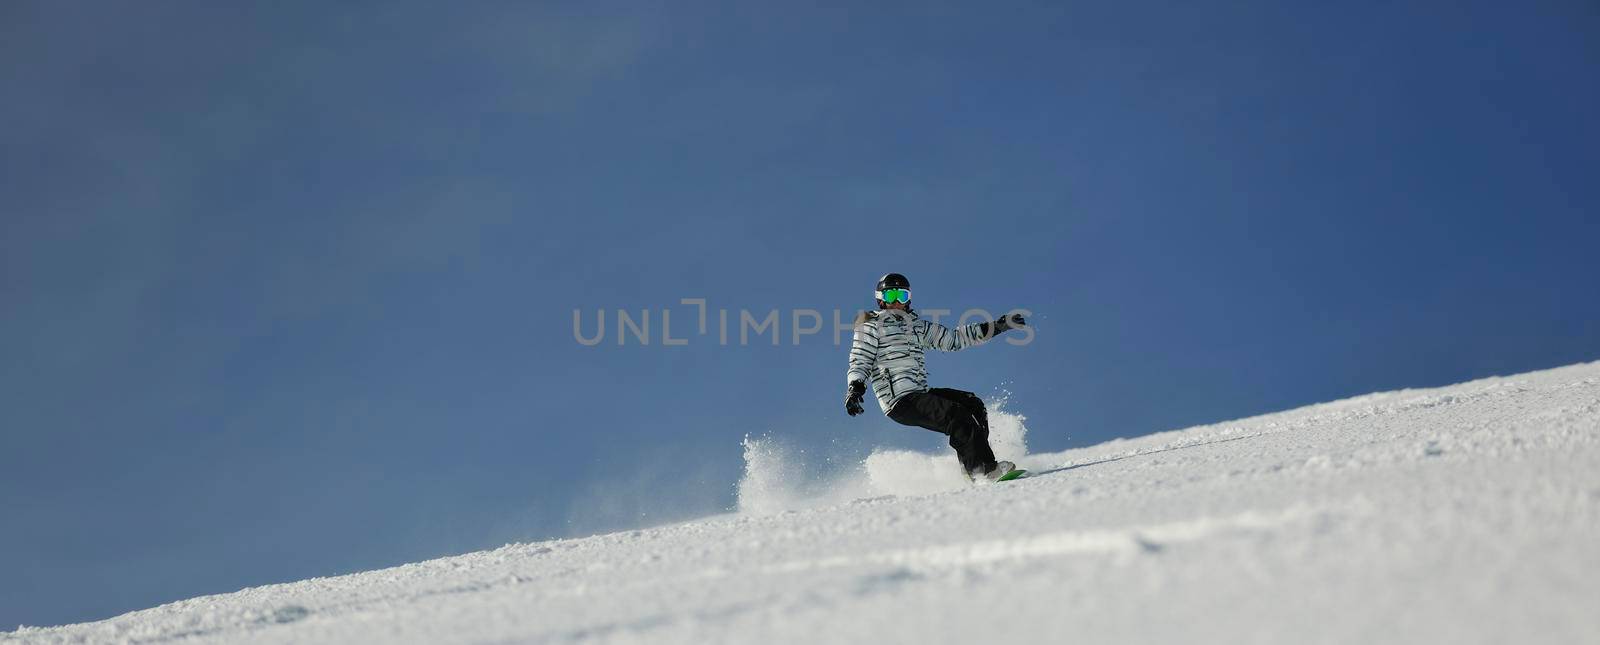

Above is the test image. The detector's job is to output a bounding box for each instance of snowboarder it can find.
[844,272,1028,481]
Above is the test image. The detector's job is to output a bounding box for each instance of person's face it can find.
[879,287,911,311]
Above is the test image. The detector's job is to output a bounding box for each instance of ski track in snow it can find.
[8,362,1600,644]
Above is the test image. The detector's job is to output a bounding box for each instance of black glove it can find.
[845,381,867,416]
[990,312,1028,335]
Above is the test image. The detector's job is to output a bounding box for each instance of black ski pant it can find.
[887,387,998,474]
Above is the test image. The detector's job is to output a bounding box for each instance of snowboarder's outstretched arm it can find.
[919,312,1027,352]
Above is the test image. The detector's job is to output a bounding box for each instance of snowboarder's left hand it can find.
[992,312,1027,333]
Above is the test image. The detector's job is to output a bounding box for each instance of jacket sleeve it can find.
[846,319,879,385]
[919,318,990,352]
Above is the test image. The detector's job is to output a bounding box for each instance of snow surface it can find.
[9,362,1600,644]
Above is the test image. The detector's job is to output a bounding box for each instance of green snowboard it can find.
[997,468,1028,482]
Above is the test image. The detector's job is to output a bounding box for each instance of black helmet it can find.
[874,273,911,309]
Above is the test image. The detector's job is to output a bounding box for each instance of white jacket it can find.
[846,309,993,413]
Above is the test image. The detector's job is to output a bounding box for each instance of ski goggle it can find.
[876,288,911,304]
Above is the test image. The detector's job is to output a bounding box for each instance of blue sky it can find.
[3,0,1597,628]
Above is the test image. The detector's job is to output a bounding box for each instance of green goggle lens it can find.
[880,288,910,303]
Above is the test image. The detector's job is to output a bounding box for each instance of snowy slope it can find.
[9,362,1599,644]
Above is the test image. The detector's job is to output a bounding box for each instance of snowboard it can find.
[997,468,1028,482]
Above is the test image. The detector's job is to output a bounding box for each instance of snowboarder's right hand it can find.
[845,381,867,416]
